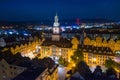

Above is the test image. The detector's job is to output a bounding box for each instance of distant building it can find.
[84,36,120,53]
[0,36,34,47]
[0,59,26,80]
[0,37,16,47]
[0,36,42,59]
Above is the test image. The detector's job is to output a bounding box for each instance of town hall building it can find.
[40,14,73,62]
[40,14,116,66]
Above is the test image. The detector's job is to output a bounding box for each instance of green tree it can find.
[58,56,68,67]
[106,67,117,78]
[71,49,84,65]
[105,58,114,68]
[41,57,55,69]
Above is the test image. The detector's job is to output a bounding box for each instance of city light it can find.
[0,1,120,79]
[93,58,97,62]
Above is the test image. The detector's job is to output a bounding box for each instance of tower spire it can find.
[56,12,57,17]
[53,13,59,27]
[52,13,60,41]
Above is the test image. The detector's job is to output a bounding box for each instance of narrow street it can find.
[58,66,67,80]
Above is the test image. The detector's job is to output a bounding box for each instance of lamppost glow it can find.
[93,58,97,62]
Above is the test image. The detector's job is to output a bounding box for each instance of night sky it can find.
[0,0,120,21]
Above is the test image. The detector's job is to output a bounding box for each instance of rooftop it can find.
[41,37,72,48]
[13,67,46,80]
[79,45,114,56]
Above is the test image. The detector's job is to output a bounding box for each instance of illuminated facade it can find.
[84,36,120,53]
[81,45,115,65]
[82,36,120,66]
[40,14,117,66]
[40,14,73,62]
[8,37,42,59]
[40,38,72,62]
[52,13,61,41]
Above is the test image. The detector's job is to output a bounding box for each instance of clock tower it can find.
[52,13,61,41]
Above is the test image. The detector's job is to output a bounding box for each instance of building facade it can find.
[40,14,118,66]
[40,14,73,62]
[0,59,26,80]
[84,36,120,53]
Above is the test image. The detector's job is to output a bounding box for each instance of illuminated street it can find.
[58,66,67,80]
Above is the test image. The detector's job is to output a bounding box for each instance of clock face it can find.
[53,27,59,34]
[54,23,59,27]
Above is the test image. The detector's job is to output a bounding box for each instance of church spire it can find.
[52,13,60,41]
[53,13,59,27]
[56,12,57,17]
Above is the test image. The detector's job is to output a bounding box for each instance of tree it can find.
[58,56,69,66]
[71,37,79,49]
[106,67,118,80]
[77,61,92,78]
[71,61,92,80]
[41,57,55,69]
[93,65,103,78]
[105,58,114,68]
[71,49,84,65]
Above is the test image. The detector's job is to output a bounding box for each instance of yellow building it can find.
[84,36,120,53]
[82,36,118,66]
[40,14,73,63]
[40,14,117,67]
[40,38,72,62]
[9,38,41,59]
[80,45,115,66]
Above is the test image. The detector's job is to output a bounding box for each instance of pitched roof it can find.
[41,38,72,48]
[13,67,46,80]
[79,45,114,56]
